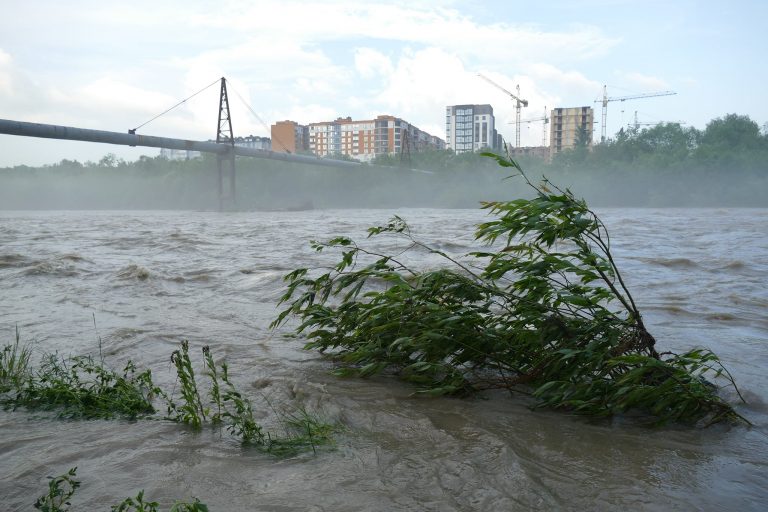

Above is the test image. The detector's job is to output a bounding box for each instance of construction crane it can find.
[517,106,550,147]
[478,73,528,148]
[595,85,676,142]
[630,111,686,130]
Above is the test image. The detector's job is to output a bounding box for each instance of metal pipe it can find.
[0,118,365,170]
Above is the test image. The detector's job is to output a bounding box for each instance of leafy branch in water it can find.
[272,153,747,426]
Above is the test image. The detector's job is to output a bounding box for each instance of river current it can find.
[1,208,767,511]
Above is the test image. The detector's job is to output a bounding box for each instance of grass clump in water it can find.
[0,325,32,392]
[1,333,336,455]
[272,153,748,427]
[167,340,335,454]
[33,467,208,511]
[34,467,80,512]
[1,347,157,420]
[167,340,207,429]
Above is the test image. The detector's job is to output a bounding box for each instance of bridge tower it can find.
[216,77,236,210]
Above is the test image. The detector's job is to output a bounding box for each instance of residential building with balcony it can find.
[233,135,271,151]
[159,148,201,160]
[445,104,501,154]
[308,115,443,162]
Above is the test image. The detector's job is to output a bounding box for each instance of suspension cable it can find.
[228,83,292,153]
[130,77,221,133]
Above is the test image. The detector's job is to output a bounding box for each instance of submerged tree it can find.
[273,154,747,426]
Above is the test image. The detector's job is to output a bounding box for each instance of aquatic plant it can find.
[4,353,157,420]
[2,328,157,420]
[111,490,161,512]
[218,360,265,445]
[201,345,222,424]
[112,491,208,512]
[0,325,32,392]
[273,153,747,426]
[34,467,80,512]
[2,332,337,454]
[167,340,207,429]
[168,342,335,451]
[269,405,338,456]
[33,467,208,511]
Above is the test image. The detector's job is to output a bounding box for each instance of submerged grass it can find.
[34,467,209,511]
[0,325,32,392]
[1,332,337,455]
[11,355,158,419]
[166,340,336,454]
[34,467,79,512]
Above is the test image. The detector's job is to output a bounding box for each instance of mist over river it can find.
[1,207,767,511]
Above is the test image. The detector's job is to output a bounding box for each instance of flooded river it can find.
[1,208,767,510]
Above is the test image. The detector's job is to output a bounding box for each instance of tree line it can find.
[0,113,766,209]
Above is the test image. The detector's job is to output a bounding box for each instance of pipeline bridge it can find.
[0,77,411,210]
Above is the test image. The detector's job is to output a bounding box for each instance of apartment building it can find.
[308,115,444,162]
[507,145,551,160]
[162,134,271,159]
[445,104,501,154]
[159,148,201,160]
[271,120,310,154]
[550,106,594,155]
[233,135,271,151]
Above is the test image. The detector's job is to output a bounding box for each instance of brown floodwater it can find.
[1,208,767,511]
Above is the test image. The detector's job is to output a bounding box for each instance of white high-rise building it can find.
[445,104,502,154]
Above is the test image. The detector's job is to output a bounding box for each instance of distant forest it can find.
[1,113,766,210]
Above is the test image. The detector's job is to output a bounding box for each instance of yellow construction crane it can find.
[596,85,676,142]
[518,106,550,147]
[478,73,528,148]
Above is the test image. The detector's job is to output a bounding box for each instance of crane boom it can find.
[477,73,528,148]
[595,85,676,142]
[631,110,685,130]
[517,107,549,147]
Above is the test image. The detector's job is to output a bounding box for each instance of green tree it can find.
[700,113,763,150]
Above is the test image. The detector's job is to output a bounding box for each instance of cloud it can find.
[527,63,603,102]
[188,0,618,66]
[0,49,13,96]
[354,48,394,79]
[0,0,623,164]
[343,47,579,146]
[615,71,670,92]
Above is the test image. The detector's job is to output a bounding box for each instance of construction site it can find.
[263,75,678,164]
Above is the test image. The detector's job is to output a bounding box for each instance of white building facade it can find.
[445,104,501,154]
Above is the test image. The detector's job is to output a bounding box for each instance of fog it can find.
[0,149,766,211]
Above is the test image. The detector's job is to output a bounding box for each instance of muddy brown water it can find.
[1,208,767,511]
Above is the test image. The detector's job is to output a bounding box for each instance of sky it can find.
[0,0,766,167]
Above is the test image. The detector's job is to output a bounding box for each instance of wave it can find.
[640,257,699,269]
[719,260,748,271]
[116,263,150,280]
[0,253,29,268]
[20,254,90,277]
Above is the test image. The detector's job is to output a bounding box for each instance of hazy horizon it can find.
[1,0,767,167]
